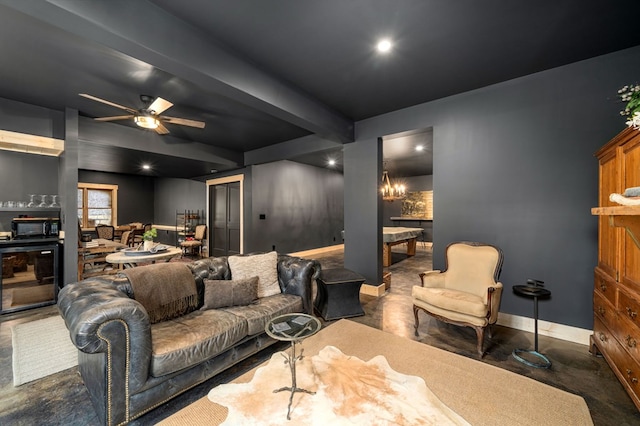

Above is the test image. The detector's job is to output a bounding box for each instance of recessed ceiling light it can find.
[328,159,336,167]
[415,145,424,152]
[377,39,392,53]
[142,164,151,170]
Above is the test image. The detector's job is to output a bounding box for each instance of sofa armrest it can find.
[277,254,321,314]
[57,275,152,392]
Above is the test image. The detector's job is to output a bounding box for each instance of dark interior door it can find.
[209,181,240,257]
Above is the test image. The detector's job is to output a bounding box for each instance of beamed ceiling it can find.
[0,0,640,178]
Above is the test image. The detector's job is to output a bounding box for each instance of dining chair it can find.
[95,225,115,240]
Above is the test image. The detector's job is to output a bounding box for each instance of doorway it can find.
[381,127,434,265]
[207,175,243,257]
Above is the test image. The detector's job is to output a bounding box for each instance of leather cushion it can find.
[222,293,303,335]
[149,309,248,377]
[228,251,280,298]
[201,276,259,310]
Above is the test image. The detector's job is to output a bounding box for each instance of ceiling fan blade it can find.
[94,115,135,122]
[161,116,206,128]
[147,97,173,115]
[79,93,137,114]
[155,122,170,135]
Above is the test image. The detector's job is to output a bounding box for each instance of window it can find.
[78,183,118,229]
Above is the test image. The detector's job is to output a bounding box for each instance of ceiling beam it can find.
[245,135,342,166]
[79,117,242,167]
[2,0,354,143]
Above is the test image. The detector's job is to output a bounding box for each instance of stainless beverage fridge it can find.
[0,241,60,314]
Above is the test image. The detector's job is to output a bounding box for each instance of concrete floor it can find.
[0,246,638,425]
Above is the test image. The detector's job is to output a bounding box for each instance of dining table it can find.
[105,246,182,269]
[382,227,424,267]
[78,238,127,280]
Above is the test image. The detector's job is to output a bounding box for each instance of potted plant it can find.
[143,228,157,251]
[619,84,640,129]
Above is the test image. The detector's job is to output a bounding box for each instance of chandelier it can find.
[381,169,406,202]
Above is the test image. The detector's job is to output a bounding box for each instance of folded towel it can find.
[610,193,640,206]
[624,186,640,197]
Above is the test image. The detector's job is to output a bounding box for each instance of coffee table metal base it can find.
[273,340,315,420]
[265,313,321,420]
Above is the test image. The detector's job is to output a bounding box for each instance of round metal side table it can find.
[512,282,552,369]
[265,313,321,420]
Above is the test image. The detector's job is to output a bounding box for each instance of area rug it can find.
[10,284,54,306]
[11,315,77,386]
[208,345,469,425]
[159,320,593,426]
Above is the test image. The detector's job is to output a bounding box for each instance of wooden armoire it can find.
[592,126,640,410]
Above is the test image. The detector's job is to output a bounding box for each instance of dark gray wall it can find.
[344,138,382,285]
[61,108,79,285]
[351,46,640,329]
[0,97,63,233]
[0,151,59,205]
[248,160,343,253]
[154,177,206,244]
[0,151,59,233]
[78,170,155,226]
[154,178,206,226]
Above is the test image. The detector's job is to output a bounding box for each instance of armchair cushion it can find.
[412,286,488,318]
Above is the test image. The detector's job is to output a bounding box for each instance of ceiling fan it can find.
[79,93,206,134]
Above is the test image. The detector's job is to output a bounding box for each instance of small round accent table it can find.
[265,313,322,420]
[512,283,552,369]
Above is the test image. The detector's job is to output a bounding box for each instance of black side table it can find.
[512,281,552,369]
[314,268,366,320]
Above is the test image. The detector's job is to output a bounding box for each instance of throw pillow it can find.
[201,276,259,310]
[228,251,280,298]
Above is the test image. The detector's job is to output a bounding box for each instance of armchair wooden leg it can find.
[474,326,486,357]
[413,305,421,337]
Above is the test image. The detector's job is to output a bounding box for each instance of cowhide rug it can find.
[208,345,469,425]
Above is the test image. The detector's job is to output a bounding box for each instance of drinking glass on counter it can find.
[38,195,48,207]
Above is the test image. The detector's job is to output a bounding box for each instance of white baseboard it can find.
[287,245,593,346]
[497,312,592,346]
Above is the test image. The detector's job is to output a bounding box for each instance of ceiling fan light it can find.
[134,115,159,129]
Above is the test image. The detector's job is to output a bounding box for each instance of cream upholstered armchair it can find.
[412,241,504,356]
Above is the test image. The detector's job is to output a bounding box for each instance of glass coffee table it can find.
[265,313,322,420]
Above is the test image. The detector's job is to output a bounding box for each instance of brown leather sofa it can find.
[57,254,320,425]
